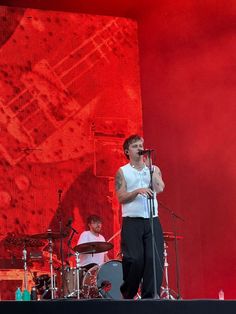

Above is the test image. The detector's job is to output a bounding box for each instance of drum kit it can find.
[4,230,118,300]
[4,230,183,300]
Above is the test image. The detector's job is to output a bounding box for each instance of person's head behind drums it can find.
[87,215,102,236]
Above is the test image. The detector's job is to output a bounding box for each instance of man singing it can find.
[115,134,165,299]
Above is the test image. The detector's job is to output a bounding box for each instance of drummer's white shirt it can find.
[77,231,106,266]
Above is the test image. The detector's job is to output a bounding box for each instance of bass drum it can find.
[82,260,123,299]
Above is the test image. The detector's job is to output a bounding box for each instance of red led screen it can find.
[0,6,142,299]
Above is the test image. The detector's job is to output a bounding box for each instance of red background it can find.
[1,0,236,300]
[139,1,236,299]
[0,6,142,299]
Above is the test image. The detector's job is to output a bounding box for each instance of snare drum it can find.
[82,260,123,299]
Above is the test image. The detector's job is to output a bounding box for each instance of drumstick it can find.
[107,229,121,242]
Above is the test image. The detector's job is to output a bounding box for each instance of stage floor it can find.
[1,299,236,314]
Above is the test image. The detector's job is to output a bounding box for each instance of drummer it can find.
[77,215,109,269]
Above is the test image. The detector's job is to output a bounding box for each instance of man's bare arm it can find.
[152,166,165,193]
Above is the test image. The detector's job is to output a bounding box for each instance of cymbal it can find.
[4,234,45,248]
[30,231,67,240]
[73,241,113,254]
[163,231,183,241]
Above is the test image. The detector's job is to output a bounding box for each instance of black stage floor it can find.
[1,299,236,314]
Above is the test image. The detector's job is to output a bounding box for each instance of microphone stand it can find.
[146,150,160,299]
[67,224,80,299]
[67,225,78,261]
[57,189,65,298]
[159,201,184,299]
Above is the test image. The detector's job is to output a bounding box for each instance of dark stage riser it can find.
[1,299,236,314]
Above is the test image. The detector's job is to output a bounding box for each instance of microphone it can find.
[138,149,154,155]
[58,189,63,194]
[66,218,78,234]
[66,218,73,227]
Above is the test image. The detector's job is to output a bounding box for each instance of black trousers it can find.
[121,217,164,299]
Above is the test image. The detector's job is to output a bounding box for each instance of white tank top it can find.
[120,163,158,218]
